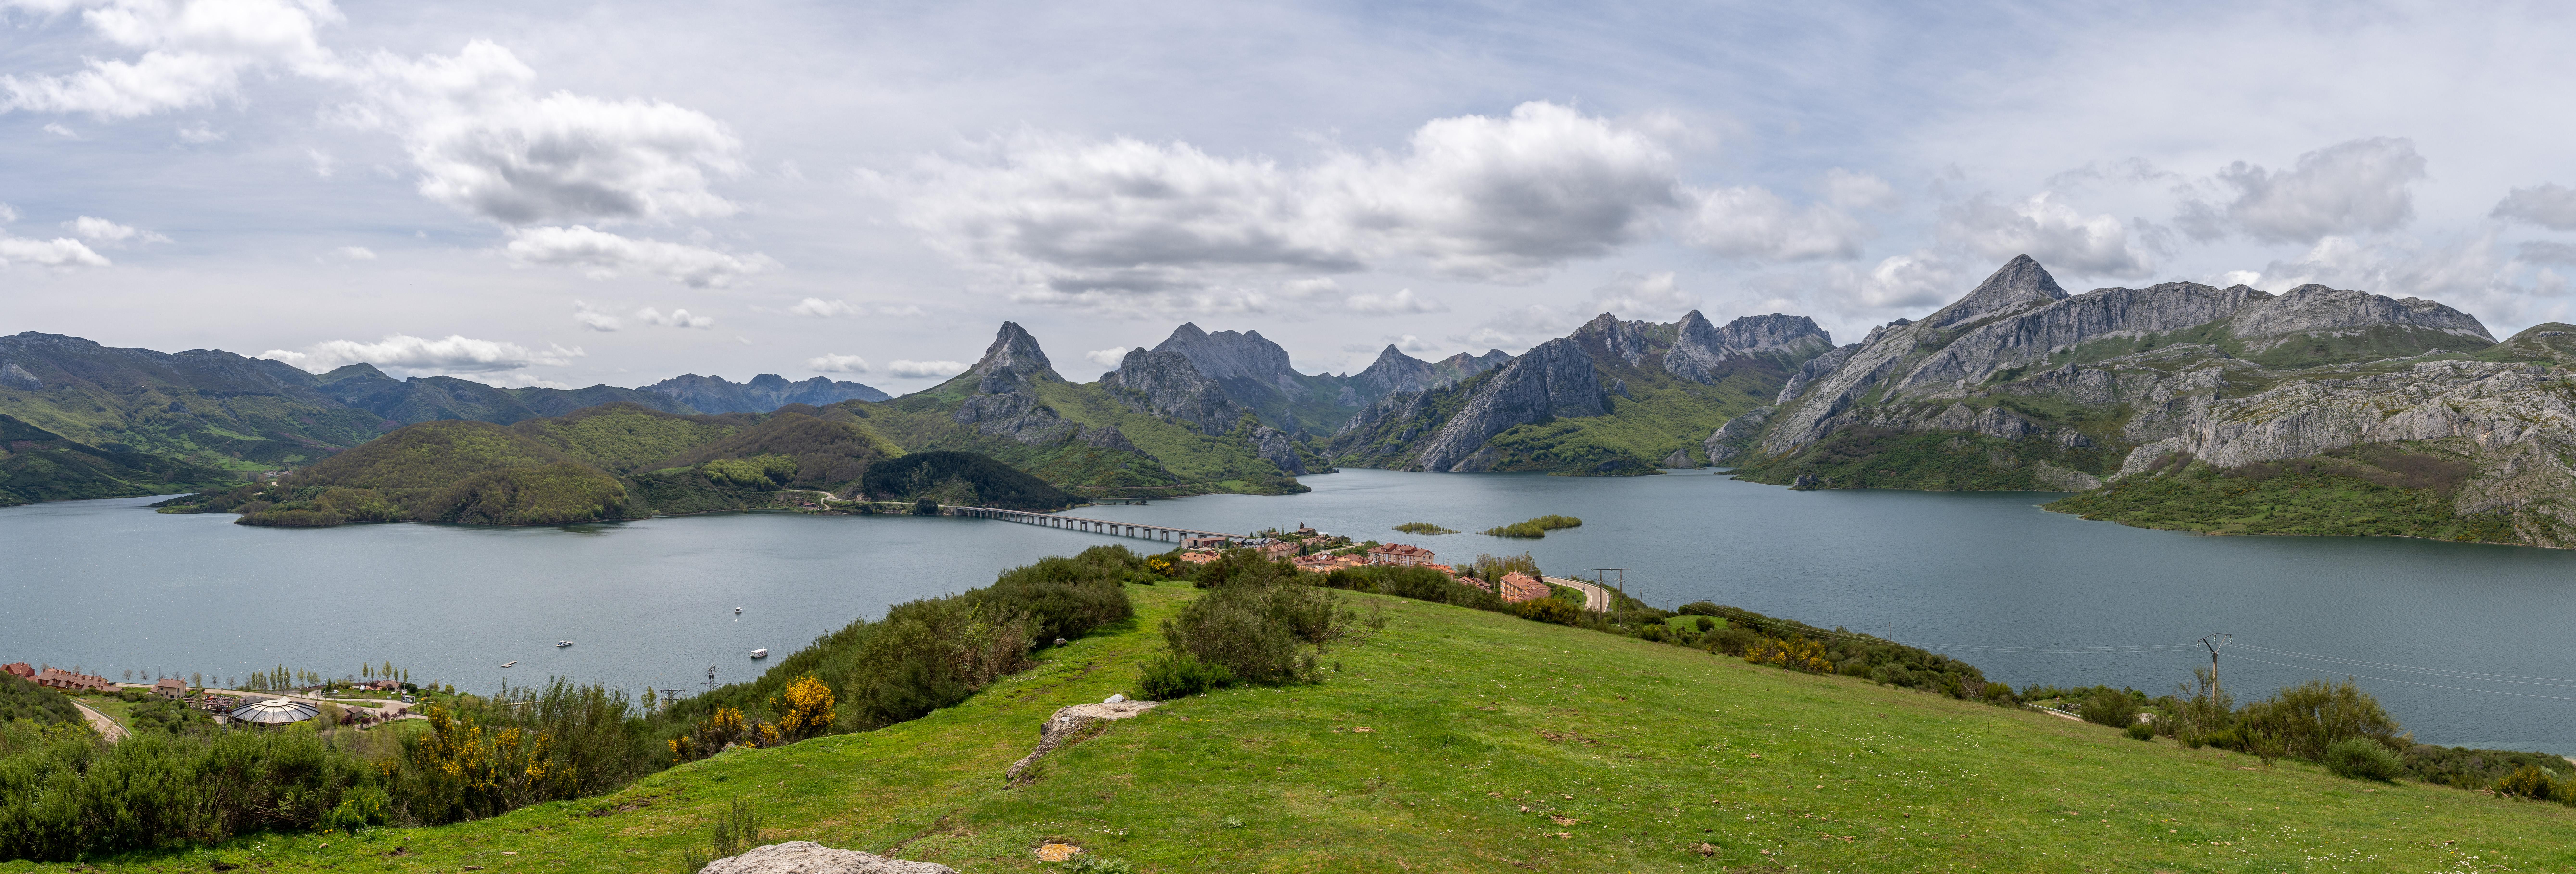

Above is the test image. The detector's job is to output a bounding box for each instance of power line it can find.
[2220,652,2576,704]
[2231,643,2576,688]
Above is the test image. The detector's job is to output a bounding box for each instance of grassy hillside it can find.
[859,449,1075,510]
[2046,443,2525,543]
[1479,357,1791,474]
[60,583,2576,872]
[155,421,647,526]
[851,386,1298,498]
[654,409,904,492]
[1733,425,2121,491]
[508,403,749,473]
[0,415,242,506]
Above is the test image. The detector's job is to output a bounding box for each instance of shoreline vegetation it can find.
[11,544,2575,868]
[1391,522,1456,535]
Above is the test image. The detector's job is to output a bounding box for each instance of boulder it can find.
[699,841,954,874]
[1006,700,1159,784]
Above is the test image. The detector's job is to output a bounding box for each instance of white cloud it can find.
[63,216,166,244]
[805,354,871,373]
[2214,138,2426,244]
[875,304,925,317]
[260,333,581,375]
[887,359,967,378]
[1344,287,1448,314]
[0,235,112,268]
[1824,168,1899,211]
[1391,334,1440,354]
[307,147,334,177]
[176,122,222,142]
[1583,271,1697,319]
[896,101,1679,308]
[2492,183,2576,231]
[332,245,374,260]
[0,203,15,223]
[41,122,76,138]
[1940,192,2153,278]
[2516,241,2576,265]
[1847,250,1962,309]
[634,306,714,329]
[1683,185,1869,261]
[570,299,620,331]
[0,0,342,119]
[788,297,860,318]
[350,40,742,227]
[1085,346,1131,367]
[503,225,771,288]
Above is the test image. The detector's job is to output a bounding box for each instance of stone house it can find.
[154,677,188,699]
[1365,543,1435,567]
[1498,572,1551,604]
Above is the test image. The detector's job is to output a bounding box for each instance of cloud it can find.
[0,0,342,119]
[503,225,771,288]
[176,122,222,142]
[1824,168,1899,211]
[788,297,860,318]
[570,299,620,331]
[2492,183,2576,231]
[2214,138,2426,244]
[307,147,333,177]
[1940,192,2153,277]
[350,40,742,227]
[1584,271,1698,319]
[332,245,374,260]
[805,354,871,373]
[1390,334,1440,354]
[63,216,165,244]
[1683,185,1869,261]
[0,234,112,268]
[260,333,581,375]
[0,203,15,223]
[2516,240,2576,266]
[1344,288,1447,314]
[1846,250,1963,309]
[895,101,1679,307]
[41,123,75,138]
[887,359,968,378]
[634,306,714,329]
[1085,346,1131,367]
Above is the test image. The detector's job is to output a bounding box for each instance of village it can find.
[1169,524,1557,604]
[5,661,418,733]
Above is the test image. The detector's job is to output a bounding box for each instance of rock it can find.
[698,841,954,874]
[1923,254,2068,329]
[1103,693,1124,704]
[1665,311,1834,384]
[1006,700,1160,783]
[0,362,40,391]
[1102,346,1249,434]
[1350,346,1511,401]
[1250,424,1308,475]
[2032,461,2103,491]
[1703,406,1774,465]
[1573,313,1653,367]
[1660,448,1696,468]
[642,373,889,414]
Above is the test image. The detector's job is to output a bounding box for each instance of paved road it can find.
[1542,576,1611,613]
[69,699,129,742]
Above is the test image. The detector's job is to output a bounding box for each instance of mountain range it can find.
[16,255,2576,549]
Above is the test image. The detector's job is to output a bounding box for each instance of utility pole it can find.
[704,664,719,696]
[2199,633,2231,700]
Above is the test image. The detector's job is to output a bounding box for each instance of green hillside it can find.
[155,420,648,526]
[507,403,749,473]
[654,408,904,491]
[52,582,2576,872]
[2046,442,2528,543]
[858,449,1074,510]
[0,413,243,506]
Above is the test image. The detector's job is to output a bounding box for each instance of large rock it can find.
[1664,311,1834,384]
[1102,347,1248,434]
[1007,700,1159,784]
[1408,337,1609,472]
[699,841,954,874]
[1349,345,1510,398]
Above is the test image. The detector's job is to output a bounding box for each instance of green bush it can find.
[2125,721,2157,741]
[1135,652,1235,700]
[2235,678,2399,762]
[1480,515,1583,538]
[1513,598,1584,626]
[1161,577,1379,686]
[2325,737,2403,781]
[0,673,81,727]
[0,724,385,861]
[2080,688,2143,728]
[2494,764,2559,800]
[1693,616,1717,632]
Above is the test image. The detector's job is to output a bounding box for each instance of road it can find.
[1542,576,1611,613]
[69,699,129,742]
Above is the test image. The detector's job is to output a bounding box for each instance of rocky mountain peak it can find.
[2229,284,2494,342]
[1150,322,1294,383]
[1572,313,1654,366]
[1665,311,1834,383]
[967,322,1060,389]
[1925,255,2068,328]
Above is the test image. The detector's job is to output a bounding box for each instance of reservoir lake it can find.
[7,468,2576,753]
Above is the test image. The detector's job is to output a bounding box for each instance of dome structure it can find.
[229,697,319,725]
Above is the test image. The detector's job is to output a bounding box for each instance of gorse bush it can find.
[2235,678,2399,762]
[1134,652,1235,700]
[2080,688,2144,728]
[2324,737,2403,781]
[1744,636,1835,674]
[2125,721,2157,741]
[1513,598,1584,626]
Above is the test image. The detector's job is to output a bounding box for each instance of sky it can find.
[5,0,2575,391]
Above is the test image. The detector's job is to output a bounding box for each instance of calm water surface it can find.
[7,469,2574,752]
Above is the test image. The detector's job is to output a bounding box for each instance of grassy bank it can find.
[44,583,2576,872]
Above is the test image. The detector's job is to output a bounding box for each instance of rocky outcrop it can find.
[1574,313,1654,367]
[1923,254,2067,329]
[946,323,1079,444]
[699,842,955,874]
[1410,338,1608,472]
[1007,699,1159,784]
[1665,312,1834,384]
[1251,424,1307,475]
[1350,345,1511,397]
[1151,323,1296,383]
[1891,282,2269,392]
[1102,347,1247,434]
[1775,344,1858,404]
[1704,406,1773,465]
[0,363,39,391]
[2227,284,2492,345]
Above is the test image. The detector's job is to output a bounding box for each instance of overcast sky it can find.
[4,0,2574,390]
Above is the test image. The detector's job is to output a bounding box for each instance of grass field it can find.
[42,584,2576,873]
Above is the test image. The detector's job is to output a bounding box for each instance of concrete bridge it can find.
[949,505,1243,544]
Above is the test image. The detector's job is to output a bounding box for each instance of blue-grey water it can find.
[7,469,2575,753]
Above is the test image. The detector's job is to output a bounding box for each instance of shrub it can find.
[2079,688,2143,728]
[1135,652,1235,700]
[912,497,939,515]
[2235,678,2399,762]
[2494,764,2559,800]
[1513,598,1584,626]
[0,725,385,861]
[682,796,763,873]
[2125,722,2157,742]
[2325,737,2403,781]
[1162,579,1380,686]
[1480,515,1583,538]
[1744,636,1834,674]
[1693,616,1717,632]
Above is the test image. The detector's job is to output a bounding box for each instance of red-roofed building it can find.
[34,668,112,693]
[1,663,31,680]
[154,677,188,699]
[1498,572,1551,604]
[1365,543,1435,567]
[1455,575,1492,593]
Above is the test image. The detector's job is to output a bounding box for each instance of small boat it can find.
[734,607,743,614]
[555,640,573,648]
[749,648,769,659]
[500,661,517,668]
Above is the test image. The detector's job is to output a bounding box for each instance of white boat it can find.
[500,661,517,668]
[734,607,742,614]
[555,640,573,648]
[749,648,769,659]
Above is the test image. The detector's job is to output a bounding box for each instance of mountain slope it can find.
[0,413,240,506]
[642,373,890,413]
[1332,311,1828,473]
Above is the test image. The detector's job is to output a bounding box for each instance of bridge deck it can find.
[947,505,1243,543]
